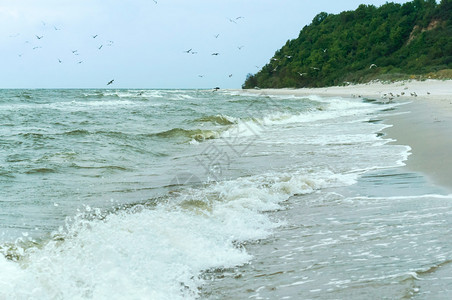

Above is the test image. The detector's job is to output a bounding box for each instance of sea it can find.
[0,89,451,299]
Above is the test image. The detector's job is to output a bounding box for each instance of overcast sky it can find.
[1,0,411,89]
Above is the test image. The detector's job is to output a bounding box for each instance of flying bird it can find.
[54,26,61,31]
[98,45,103,50]
[214,34,220,38]
[184,48,192,53]
[107,79,114,85]
[237,45,244,50]
[58,59,62,63]
[36,35,43,39]
[92,34,98,38]
[228,18,237,24]
[369,63,377,69]
[228,74,233,78]
[285,55,292,58]
[211,52,219,56]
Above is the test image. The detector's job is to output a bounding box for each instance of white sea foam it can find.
[0,168,356,299]
[0,89,420,299]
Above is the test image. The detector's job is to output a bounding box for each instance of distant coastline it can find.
[244,0,452,89]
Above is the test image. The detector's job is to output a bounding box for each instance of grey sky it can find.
[1,0,411,89]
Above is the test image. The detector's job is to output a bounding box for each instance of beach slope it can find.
[238,80,452,191]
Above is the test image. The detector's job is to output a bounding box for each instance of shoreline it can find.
[232,79,452,192]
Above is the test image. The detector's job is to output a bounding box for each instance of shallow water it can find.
[0,89,450,299]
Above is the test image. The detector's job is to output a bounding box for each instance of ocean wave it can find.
[0,167,355,299]
[24,168,57,174]
[193,114,237,125]
[152,128,221,142]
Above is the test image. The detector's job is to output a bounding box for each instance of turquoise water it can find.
[0,89,451,299]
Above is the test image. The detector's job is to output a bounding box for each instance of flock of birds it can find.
[9,21,117,86]
[9,12,247,87]
[182,16,246,83]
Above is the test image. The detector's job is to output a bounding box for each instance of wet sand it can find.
[236,79,452,191]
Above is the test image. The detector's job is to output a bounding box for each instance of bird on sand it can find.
[107,79,114,85]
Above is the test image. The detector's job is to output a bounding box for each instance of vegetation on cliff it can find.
[243,0,452,88]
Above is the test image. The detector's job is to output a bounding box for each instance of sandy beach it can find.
[237,79,452,191]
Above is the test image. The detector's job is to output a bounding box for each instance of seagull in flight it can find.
[92,34,98,39]
[107,79,114,85]
[211,52,219,56]
[369,63,377,69]
[98,45,103,50]
[36,35,43,39]
[184,48,192,53]
[214,34,220,38]
[237,45,244,50]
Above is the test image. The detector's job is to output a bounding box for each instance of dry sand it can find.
[235,79,452,191]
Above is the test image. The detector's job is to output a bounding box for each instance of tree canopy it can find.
[243,0,452,88]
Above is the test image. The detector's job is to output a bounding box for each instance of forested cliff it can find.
[243,0,452,88]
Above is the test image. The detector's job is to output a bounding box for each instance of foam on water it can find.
[0,168,357,299]
[0,89,417,299]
